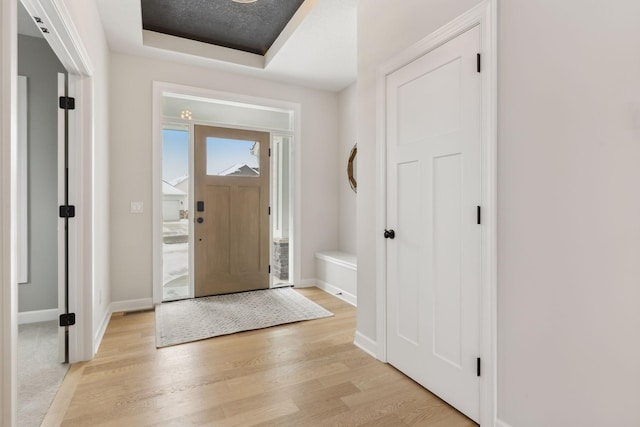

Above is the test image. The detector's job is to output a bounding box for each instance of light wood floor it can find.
[44,288,476,426]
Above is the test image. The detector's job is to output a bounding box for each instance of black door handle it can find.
[197,217,204,223]
[384,229,395,239]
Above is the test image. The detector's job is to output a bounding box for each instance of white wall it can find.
[109,52,339,302]
[358,0,640,425]
[497,1,640,425]
[337,82,357,255]
[17,35,65,313]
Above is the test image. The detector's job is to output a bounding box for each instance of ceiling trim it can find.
[265,0,318,67]
[143,30,264,69]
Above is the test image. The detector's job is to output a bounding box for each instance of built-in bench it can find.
[315,251,357,306]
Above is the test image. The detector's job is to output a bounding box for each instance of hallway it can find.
[45,288,475,426]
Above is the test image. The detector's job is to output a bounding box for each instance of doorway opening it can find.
[154,85,299,304]
[15,1,80,424]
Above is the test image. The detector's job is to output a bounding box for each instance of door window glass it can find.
[206,137,260,177]
[162,127,190,301]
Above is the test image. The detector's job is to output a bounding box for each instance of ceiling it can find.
[141,0,305,56]
[96,0,357,92]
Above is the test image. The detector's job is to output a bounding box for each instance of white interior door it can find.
[385,26,482,422]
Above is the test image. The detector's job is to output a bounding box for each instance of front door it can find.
[385,26,482,422]
[194,125,270,297]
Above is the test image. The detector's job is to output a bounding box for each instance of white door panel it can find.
[386,25,482,422]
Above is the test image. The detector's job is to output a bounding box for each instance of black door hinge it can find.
[269,148,271,157]
[59,313,76,327]
[477,357,481,377]
[268,206,271,215]
[268,265,271,274]
[477,53,481,73]
[477,206,481,225]
[59,96,75,110]
[59,205,76,218]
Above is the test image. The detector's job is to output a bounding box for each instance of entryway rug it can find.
[155,287,333,348]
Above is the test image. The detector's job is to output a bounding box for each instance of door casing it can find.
[375,1,497,425]
[152,82,302,305]
[3,0,95,423]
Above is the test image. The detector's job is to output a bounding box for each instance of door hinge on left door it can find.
[59,313,76,327]
[477,357,481,376]
[59,205,76,218]
[59,96,75,110]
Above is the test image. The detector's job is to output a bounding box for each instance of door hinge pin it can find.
[477,206,481,225]
[477,53,481,73]
[477,357,481,377]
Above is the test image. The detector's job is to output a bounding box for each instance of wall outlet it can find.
[130,201,143,214]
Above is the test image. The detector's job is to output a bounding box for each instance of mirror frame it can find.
[347,143,357,193]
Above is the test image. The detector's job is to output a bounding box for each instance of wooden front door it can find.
[194,125,270,297]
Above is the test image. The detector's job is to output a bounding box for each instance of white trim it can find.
[1,0,18,424]
[110,298,154,314]
[56,72,66,363]
[143,30,263,69]
[152,81,302,304]
[375,2,498,426]
[293,278,316,288]
[17,308,58,325]
[314,280,357,307]
[496,419,514,427]
[314,251,357,271]
[16,76,27,284]
[354,331,377,359]
[20,0,93,76]
[93,307,111,355]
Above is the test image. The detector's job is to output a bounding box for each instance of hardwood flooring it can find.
[45,288,476,426]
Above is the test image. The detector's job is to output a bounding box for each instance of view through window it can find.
[162,128,190,300]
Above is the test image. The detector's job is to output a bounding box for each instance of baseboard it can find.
[293,278,317,288]
[496,419,513,427]
[93,307,112,355]
[18,308,58,325]
[315,279,357,307]
[354,330,378,359]
[110,298,154,313]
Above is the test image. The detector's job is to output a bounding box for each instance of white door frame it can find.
[2,0,94,423]
[1,1,19,424]
[375,1,497,425]
[151,82,301,305]
[22,0,95,364]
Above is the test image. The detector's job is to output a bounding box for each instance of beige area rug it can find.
[155,287,333,348]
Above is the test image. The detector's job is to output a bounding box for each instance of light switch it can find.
[130,201,143,214]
